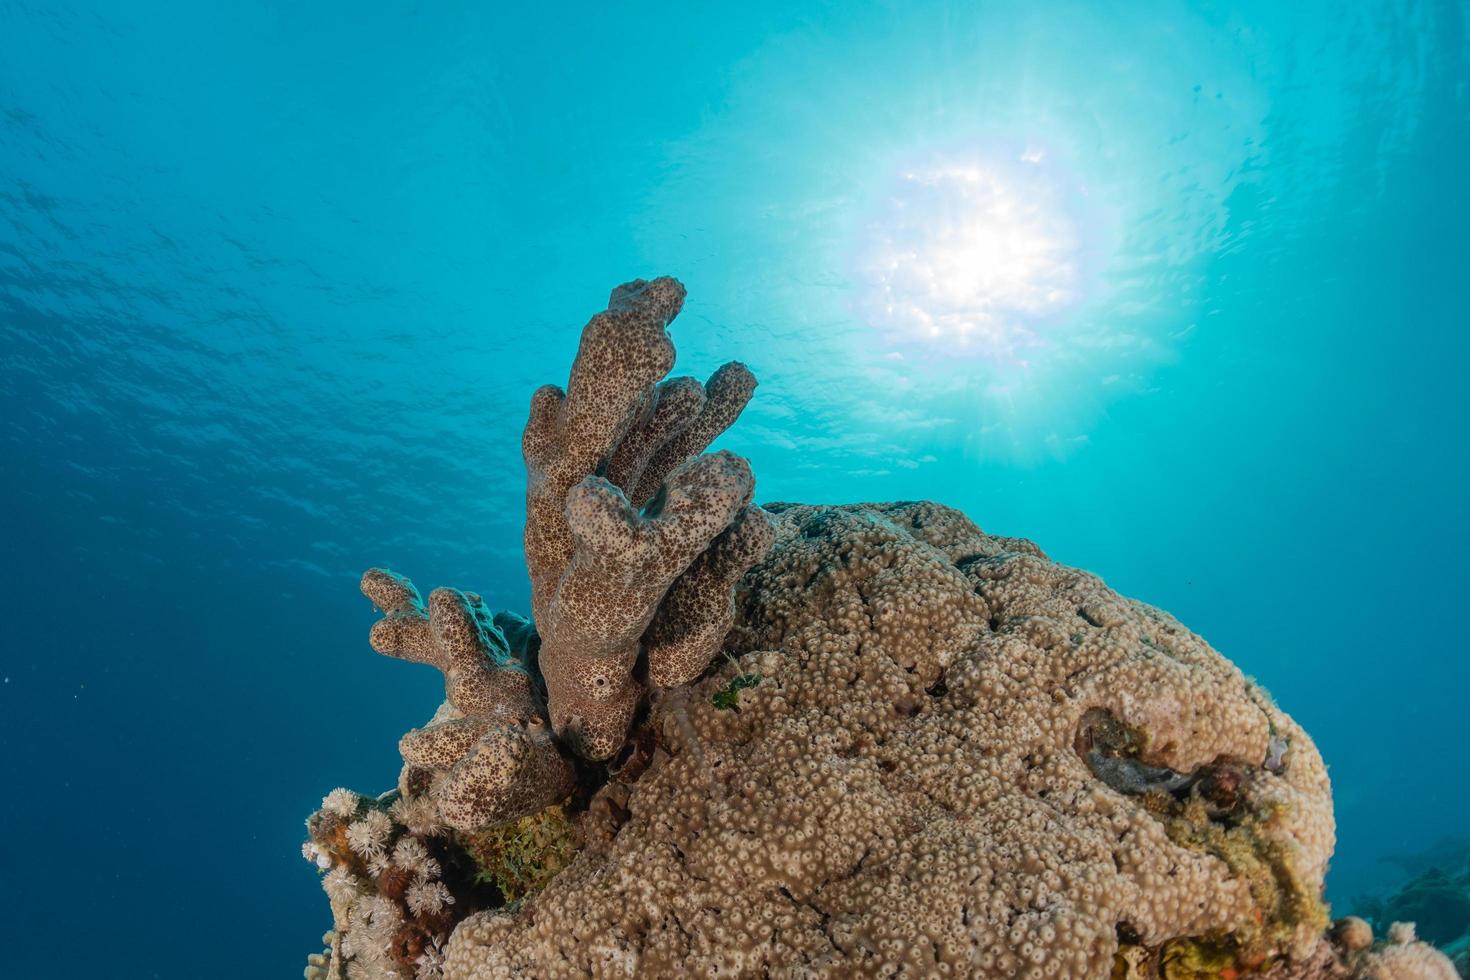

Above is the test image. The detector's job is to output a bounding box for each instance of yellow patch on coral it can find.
[1111,943,1151,979]
[461,801,577,905]
[1161,798,1329,970]
[1158,934,1241,979]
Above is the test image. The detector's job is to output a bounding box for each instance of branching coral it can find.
[360,568,574,831]
[304,277,777,975]
[521,276,773,759]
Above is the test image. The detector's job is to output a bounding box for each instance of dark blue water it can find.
[2,2,1467,976]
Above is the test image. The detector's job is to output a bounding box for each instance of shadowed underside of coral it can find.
[303,279,1457,980]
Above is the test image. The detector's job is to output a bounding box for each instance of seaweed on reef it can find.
[459,802,577,906]
[1078,708,1330,974]
[1113,933,1246,980]
[1160,797,1329,968]
[1158,933,1245,979]
[710,671,762,711]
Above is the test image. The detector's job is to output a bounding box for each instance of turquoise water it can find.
[2,2,1466,975]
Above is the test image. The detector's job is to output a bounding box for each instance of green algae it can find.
[461,802,577,905]
[711,672,762,711]
[1160,795,1328,965]
[1158,933,1244,979]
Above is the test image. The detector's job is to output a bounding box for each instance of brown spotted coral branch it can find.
[521,277,773,759]
[643,502,775,687]
[359,568,575,831]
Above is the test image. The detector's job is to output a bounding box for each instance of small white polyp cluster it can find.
[406,880,456,917]
[304,794,463,979]
[322,787,360,819]
[345,809,393,861]
[393,835,441,882]
[390,792,445,837]
[301,841,333,871]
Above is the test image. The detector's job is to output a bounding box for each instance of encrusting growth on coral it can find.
[458,803,577,906]
[304,277,1459,979]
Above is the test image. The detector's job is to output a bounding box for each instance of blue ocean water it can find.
[1,1,1466,976]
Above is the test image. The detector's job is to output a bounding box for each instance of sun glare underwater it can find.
[2,1,1468,978]
[854,149,1110,362]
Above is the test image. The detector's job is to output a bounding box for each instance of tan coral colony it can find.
[303,277,1456,980]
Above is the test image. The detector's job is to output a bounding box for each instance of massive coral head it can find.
[442,502,1351,978]
[521,276,773,759]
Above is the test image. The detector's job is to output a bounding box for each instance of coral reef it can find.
[1378,838,1470,882]
[303,277,774,976]
[1247,919,1459,979]
[442,501,1344,978]
[1377,872,1470,948]
[304,276,1457,978]
[1355,862,1470,949]
[1349,848,1470,976]
[1344,922,1460,980]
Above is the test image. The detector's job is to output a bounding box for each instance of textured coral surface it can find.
[306,276,1458,979]
[443,501,1346,978]
[521,276,772,760]
[360,569,574,831]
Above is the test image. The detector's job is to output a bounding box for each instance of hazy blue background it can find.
[2,1,1466,975]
